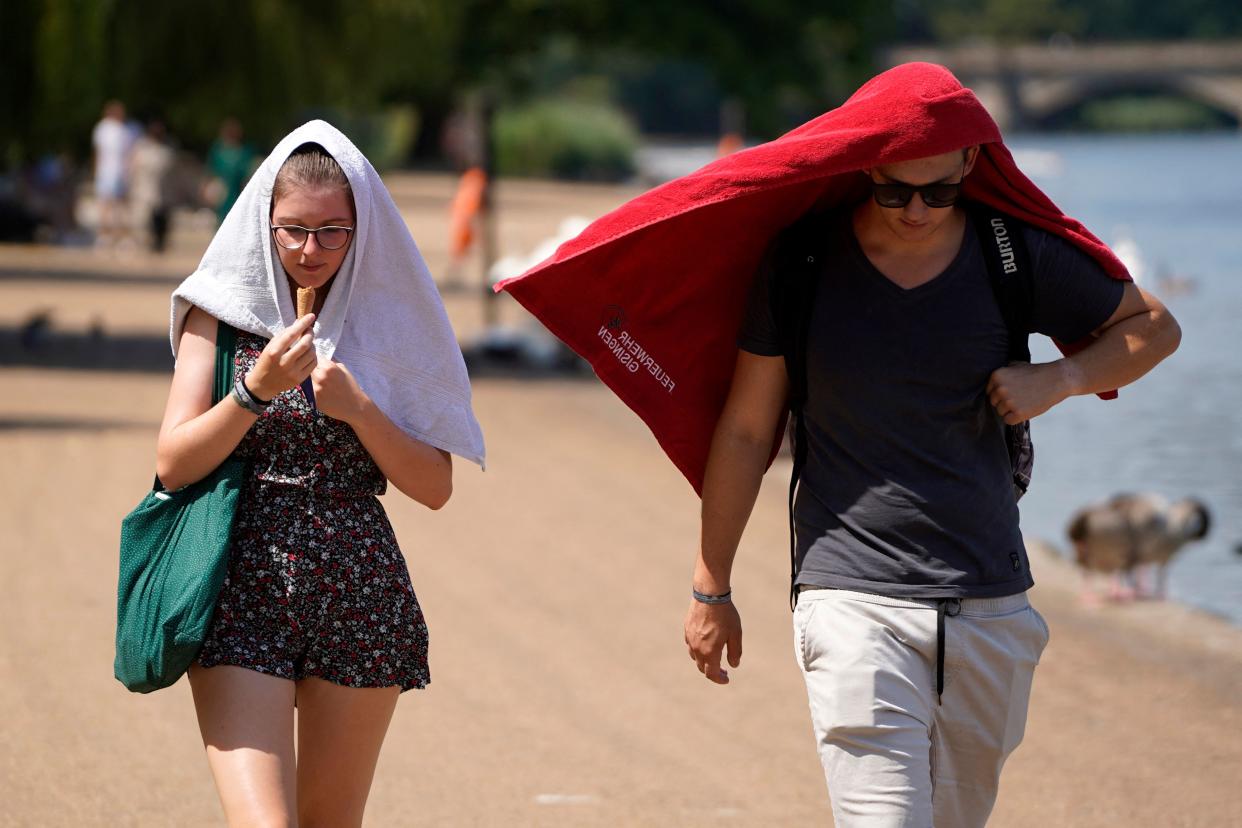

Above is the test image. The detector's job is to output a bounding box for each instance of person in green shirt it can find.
[206,117,255,225]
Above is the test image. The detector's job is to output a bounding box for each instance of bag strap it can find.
[968,205,1033,362]
[768,214,826,609]
[213,321,237,405]
[152,320,237,492]
[968,204,1037,500]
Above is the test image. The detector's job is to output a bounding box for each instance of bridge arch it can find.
[1024,75,1242,128]
[883,41,1242,132]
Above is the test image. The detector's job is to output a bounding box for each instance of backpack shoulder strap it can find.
[967,203,1037,500]
[769,214,825,409]
[968,204,1034,362]
[767,212,827,609]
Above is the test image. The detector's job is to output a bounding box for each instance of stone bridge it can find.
[883,41,1242,130]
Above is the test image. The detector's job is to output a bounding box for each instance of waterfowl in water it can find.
[1067,493,1209,600]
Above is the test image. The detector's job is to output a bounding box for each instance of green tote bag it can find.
[114,321,245,692]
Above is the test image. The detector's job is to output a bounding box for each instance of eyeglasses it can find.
[871,179,963,209]
[271,224,354,251]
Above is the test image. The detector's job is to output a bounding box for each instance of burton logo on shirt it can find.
[989,218,1019,275]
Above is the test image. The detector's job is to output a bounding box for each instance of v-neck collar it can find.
[846,219,975,299]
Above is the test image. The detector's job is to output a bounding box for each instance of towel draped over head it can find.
[172,120,485,467]
[497,62,1130,494]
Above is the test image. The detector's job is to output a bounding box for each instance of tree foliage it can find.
[3,0,887,164]
[4,0,461,163]
[895,0,1242,43]
[4,0,1240,166]
[924,0,1087,43]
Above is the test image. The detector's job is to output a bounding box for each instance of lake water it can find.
[641,132,1242,624]
[1007,132,1242,624]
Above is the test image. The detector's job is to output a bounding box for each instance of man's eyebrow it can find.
[874,172,961,186]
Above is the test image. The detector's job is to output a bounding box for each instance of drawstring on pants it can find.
[936,598,962,705]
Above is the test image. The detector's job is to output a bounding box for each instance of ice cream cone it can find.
[296,286,316,318]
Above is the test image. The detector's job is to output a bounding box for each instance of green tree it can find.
[6,0,462,162]
[927,0,1086,42]
[895,0,1242,43]
[5,0,891,163]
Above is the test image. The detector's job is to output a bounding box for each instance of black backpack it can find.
[769,204,1035,607]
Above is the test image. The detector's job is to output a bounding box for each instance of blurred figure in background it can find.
[205,117,255,226]
[716,98,745,157]
[443,166,486,289]
[129,117,176,253]
[1068,493,1210,601]
[11,152,79,244]
[439,106,489,291]
[92,100,134,248]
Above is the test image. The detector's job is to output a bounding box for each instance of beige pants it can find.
[793,588,1049,828]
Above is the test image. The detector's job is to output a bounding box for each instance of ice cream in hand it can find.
[296,286,316,318]
[294,286,318,408]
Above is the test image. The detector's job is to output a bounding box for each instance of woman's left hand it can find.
[311,357,452,508]
[312,358,370,424]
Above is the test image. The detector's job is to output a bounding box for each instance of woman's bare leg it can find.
[188,664,297,827]
[294,677,401,828]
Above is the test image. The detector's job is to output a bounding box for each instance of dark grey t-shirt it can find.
[739,211,1125,598]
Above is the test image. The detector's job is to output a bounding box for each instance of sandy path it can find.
[1,175,1239,826]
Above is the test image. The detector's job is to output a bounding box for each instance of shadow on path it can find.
[1,323,598,381]
[0,325,173,373]
[0,415,155,432]
[0,265,183,288]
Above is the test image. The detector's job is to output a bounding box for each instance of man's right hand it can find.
[246,313,317,400]
[684,598,743,685]
[685,350,783,687]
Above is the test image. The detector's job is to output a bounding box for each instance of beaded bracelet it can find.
[692,588,733,605]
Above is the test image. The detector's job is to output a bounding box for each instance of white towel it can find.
[171,120,485,467]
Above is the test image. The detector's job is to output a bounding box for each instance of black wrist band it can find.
[231,377,270,416]
[692,588,732,605]
[241,375,271,405]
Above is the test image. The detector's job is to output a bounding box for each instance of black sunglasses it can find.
[871,179,963,209]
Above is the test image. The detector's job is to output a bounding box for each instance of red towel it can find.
[496,62,1131,494]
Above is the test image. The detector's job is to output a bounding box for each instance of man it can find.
[92,100,133,249]
[496,62,1182,826]
[683,142,1180,825]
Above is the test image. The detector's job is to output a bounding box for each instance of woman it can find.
[158,122,484,826]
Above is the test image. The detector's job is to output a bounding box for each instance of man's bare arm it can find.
[988,282,1181,423]
[685,351,788,684]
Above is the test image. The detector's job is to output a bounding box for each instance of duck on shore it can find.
[1067,493,1210,601]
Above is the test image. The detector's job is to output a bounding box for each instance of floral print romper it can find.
[197,331,430,690]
